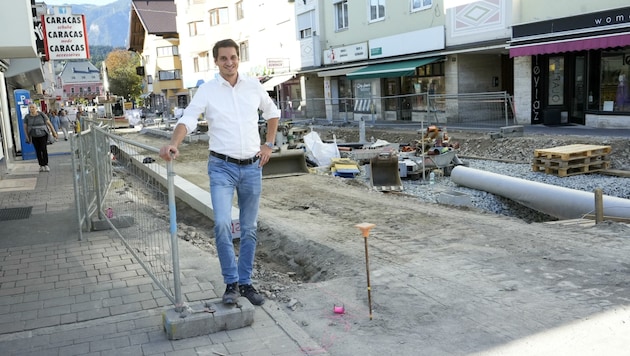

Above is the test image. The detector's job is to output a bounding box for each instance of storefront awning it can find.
[262,74,294,91]
[317,66,366,77]
[4,58,44,88]
[346,57,442,80]
[509,33,630,57]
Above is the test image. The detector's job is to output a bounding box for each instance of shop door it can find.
[570,54,586,124]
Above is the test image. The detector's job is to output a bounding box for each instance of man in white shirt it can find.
[159,39,279,306]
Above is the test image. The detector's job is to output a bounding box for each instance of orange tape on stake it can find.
[355,222,376,320]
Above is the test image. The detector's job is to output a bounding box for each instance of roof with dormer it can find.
[58,60,102,84]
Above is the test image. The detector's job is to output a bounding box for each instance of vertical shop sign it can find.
[41,14,90,60]
[531,56,542,124]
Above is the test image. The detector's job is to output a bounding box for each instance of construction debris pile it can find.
[264,123,464,192]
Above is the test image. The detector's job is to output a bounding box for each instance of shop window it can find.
[338,77,352,112]
[548,56,564,106]
[384,78,399,111]
[600,50,630,112]
[354,81,372,113]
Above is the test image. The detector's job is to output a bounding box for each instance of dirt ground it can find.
[125,127,630,355]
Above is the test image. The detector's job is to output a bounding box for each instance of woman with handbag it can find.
[23,103,57,172]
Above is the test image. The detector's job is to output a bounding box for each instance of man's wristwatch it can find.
[265,142,274,148]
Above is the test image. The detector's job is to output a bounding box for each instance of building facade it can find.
[129,0,183,116]
[290,0,630,128]
[57,60,103,106]
[172,0,301,115]
[510,0,630,128]
[292,0,514,122]
[0,0,47,173]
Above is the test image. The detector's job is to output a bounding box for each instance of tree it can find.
[89,45,116,70]
[104,49,142,101]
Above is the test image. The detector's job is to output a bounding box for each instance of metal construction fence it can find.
[71,125,184,310]
[275,91,516,129]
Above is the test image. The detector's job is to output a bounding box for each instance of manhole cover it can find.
[0,207,33,221]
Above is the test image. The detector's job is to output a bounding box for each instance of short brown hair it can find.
[212,39,239,60]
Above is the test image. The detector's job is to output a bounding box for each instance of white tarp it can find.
[303,131,340,167]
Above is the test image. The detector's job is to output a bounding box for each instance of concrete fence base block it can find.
[436,190,473,208]
[500,125,524,137]
[91,216,135,231]
[163,297,255,340]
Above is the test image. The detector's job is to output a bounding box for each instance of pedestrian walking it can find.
[23,103,57,172]
[49,110,60,137]
[59,109,72,140]
[159,38,280,306]
[75,106,86,133]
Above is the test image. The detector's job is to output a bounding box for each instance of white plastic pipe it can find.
[450,166,630,220]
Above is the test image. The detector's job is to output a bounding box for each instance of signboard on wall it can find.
[369,26,444,59]
[266,58,290,70]
[41,13,89,60]
[323,42,368,65]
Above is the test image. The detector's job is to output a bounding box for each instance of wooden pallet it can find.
[532,155,608,168]
[533,144,611,160]
[532,160,610,177]
[532,144,611,177]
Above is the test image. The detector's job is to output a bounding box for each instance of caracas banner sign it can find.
[41,14,89,60]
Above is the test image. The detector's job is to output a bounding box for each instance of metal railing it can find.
[72,125,184,311]
[275,91,516,129]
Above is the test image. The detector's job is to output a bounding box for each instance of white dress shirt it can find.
[176,73,280,159]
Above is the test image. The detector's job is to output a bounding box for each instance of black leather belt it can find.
[210,151,259,165]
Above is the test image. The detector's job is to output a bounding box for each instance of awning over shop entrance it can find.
[4,58,44,88]
[262,74,294,91]
[317,66,366,77]
[346,57,442,80]
[509,33,630,57]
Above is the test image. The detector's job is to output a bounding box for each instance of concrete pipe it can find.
[450,166,630,220]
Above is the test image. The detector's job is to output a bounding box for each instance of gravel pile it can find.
[400,159,630,223]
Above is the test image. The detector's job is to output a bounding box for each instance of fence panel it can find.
[72,125,183,309]
[277,91,515,129]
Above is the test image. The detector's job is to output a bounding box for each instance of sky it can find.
[44,0,118,6]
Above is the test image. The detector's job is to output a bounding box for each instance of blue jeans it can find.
[208,155,262,286]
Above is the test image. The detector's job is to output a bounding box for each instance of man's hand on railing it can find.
[159,144,179,161]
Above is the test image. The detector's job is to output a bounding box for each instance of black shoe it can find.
[239,284,265,306]
[222,282,239,304]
